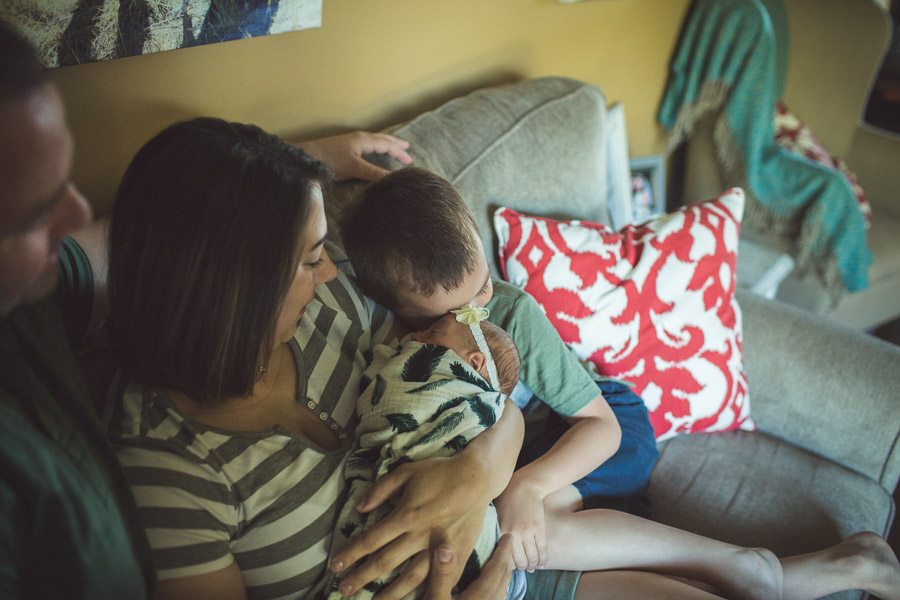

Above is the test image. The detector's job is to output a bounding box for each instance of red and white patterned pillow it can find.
[494,189,754,441]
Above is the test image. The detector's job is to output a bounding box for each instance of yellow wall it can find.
[782,0,900,214]
[49,0,899,216]
[50,0,690,215]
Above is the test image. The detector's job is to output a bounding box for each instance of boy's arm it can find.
[329,398,523,599]
[493,394,620,571]
[506,394,620,501]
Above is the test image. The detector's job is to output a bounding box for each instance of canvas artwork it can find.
[1,0,323,68]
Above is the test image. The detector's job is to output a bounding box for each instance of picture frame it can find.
[629,154,667,222]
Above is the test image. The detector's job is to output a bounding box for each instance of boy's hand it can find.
[329,454,489,598]
[297,131,412,181]
[493,481,548,571]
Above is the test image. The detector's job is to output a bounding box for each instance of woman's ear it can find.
[467,351,487,377]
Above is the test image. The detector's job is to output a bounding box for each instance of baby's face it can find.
[410,313,472,356]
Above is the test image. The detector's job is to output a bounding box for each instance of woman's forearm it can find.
[459,398,524,500]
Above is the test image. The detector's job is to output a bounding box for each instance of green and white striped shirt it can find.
[109,272,393,600]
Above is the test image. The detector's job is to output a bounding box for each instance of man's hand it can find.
[297,131,411,181]
[493,480,548,571]
[422,534,515,600]
[329,455,490,598]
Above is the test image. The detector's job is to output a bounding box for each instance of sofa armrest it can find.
[738,289,900,491]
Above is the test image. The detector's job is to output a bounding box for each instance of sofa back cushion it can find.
[337,77,613,278]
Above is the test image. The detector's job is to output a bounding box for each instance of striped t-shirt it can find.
[109,272,393,600]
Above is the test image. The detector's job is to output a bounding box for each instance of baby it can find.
[325,306,522,599]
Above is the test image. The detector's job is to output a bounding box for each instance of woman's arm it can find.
[329,398,524,599]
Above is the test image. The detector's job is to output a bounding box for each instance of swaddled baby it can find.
[324,306,520,599]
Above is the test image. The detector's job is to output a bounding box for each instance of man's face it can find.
[393,235,494,330]
[0,84,91,316]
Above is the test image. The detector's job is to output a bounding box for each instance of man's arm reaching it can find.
[297,131,412,182]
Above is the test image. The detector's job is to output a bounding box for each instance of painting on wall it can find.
[0,0,323,68]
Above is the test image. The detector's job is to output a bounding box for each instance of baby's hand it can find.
[493,481,547,572]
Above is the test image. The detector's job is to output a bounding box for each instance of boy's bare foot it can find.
[833,531,900,600]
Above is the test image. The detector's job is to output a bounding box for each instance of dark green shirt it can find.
[0,239,154,599]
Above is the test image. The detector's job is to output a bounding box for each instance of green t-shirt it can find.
[0,239,154,599]
[486,278,599,419]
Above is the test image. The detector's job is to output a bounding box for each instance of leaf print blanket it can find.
[323,340,505,599]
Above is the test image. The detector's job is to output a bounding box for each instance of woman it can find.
[106,117,520,600]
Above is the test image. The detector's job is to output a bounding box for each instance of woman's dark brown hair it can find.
[108,117,330,403]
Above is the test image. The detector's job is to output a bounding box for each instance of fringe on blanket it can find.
[665,80,847,306]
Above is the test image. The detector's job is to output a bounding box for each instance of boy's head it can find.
[411,313,520,397]
[342,167,493,329]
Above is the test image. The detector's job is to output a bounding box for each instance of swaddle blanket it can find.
[324,339,505,599]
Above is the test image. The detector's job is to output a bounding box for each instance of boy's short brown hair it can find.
[342,167,480,309]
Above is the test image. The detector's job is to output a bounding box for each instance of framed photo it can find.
[629,154,666,222]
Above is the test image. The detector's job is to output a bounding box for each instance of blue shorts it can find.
[518,380,659,514]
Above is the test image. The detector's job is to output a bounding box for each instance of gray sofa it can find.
[327,77,900,600]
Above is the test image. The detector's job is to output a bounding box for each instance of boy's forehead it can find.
[397,266,489,319]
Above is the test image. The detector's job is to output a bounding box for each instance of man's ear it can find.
[467,351,487,377]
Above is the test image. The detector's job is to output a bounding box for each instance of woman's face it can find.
[273,184,337,345]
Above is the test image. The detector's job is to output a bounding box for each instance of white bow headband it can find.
[451,305,499,390]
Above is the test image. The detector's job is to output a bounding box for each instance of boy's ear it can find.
[467,351,487,376]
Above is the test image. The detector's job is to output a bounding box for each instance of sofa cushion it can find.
[649,431,895,559]
[493,190,753,441]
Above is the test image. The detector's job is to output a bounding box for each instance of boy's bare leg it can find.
[542,486,783,600]
[573,570,726,600]
[780,531,900,600]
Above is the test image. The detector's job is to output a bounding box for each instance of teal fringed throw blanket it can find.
[659,0,871,298]
[320,340,504,599]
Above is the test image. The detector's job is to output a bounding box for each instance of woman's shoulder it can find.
[109,381,258,472]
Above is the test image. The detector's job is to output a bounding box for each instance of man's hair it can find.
[108,117,331,404]
[342,167,481,310]
[0,21,49,102]
[480,321,520,397]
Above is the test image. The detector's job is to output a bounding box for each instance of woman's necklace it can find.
[253,344,288,399]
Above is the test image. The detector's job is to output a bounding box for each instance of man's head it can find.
[0,22,91,316]
[342,166,493,329]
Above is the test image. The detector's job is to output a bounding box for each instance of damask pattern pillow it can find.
[494,189,754,441]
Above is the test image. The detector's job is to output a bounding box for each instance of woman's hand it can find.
[329,454,491,598]
[493,479,548,571]
[297,131,411,181]
[422,534,515,600]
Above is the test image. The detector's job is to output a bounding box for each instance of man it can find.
[0,22,513,599]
